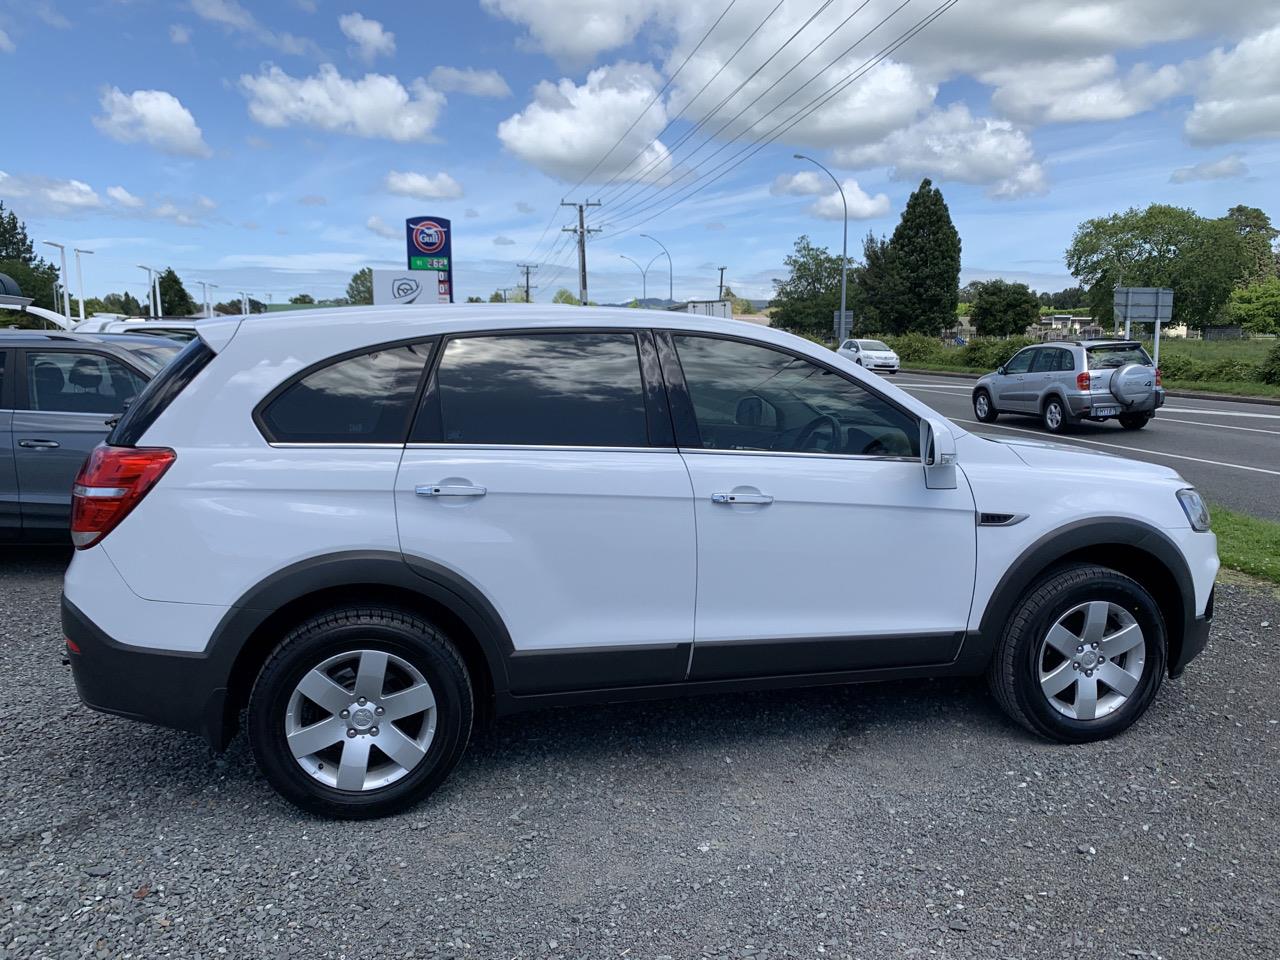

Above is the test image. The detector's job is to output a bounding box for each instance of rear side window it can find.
[258,343,432,444]
[110,338,214,446]
[27,351,147,415]
[417,333,649,447]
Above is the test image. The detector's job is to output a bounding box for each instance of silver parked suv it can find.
[971,339,1163,434]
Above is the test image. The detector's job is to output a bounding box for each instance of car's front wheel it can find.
[973,389,998,423]
[988,564,1167,743]
[248,607,473,819]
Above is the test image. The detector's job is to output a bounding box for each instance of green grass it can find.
[1148,338,1274,363]
[1210,506,1280,584]
[1161,379,1280,398]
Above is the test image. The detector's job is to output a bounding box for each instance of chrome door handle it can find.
[18,439,60,449]
[416,484,486,497]
[711,492,773,505]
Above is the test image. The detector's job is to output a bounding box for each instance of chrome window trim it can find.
[405,443,679,454]
[267,442,408,449]
[679,447,920,464]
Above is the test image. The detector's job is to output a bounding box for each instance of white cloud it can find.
[834,104,1047,199]
[196,195,217,210]
[480,0,669,64]
[169,24,192,44]
[0,29,14,53]
[493,235,517,246]
[1170,154,1249,183]
[338,12,395,61]
[983,56,1184,123]
[299,194,328,206]
[465,208,480,218]
[383,170,464,200]
[515,200,535,214]
[498,62,672,183]
[0,171,102,214]
[366,215,399,239]
[240,64,445,142]
[1186,23,1280,145]
[93,87,211,157]
[770,172,889,220]
[152,202,196,226]
[191,0,315,55]
[427,66,512,98]
[106,185,145,208]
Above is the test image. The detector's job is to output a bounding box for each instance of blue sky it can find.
[1,0,1278,309]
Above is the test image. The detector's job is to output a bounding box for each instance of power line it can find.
[594,0,956,244]
[597,0,901,227]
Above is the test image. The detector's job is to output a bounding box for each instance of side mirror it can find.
[735,396,764,426]
[919,417,957,490]
[996,366,1005,376]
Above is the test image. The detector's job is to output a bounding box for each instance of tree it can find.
[1048,286,1087,309]
[100,291,144,315]
[1226,278,1280,334]
[886,178,961,335]
[970,280,1041,336]
[1066,204,1252,330]
[0,259,60,311]
[551,288,581,305]
[290,293,316,305]
[0,201,38,264]
[770,235,850,330]
[1223,205,1279,286]
[346,267,373,305]
[465,295,483,303]
[156,267,197,316]
[720,285,753,314]
[488,290,505,303]
[856,232,906,333]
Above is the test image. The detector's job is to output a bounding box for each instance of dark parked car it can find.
[0,331,164,542]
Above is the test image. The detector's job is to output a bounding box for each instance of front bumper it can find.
[63,596,232,748]
[1169,585,1213,679]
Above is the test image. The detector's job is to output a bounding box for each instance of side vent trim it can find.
[978,512,1029,527]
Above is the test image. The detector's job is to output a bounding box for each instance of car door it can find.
[1029,345,1061,408]
[993,347,1038,412]
[661,332,977,682]
[394,329,696,695]
[0,348,18,540]
[12,348,148,535]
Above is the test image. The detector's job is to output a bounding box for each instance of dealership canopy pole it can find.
[43,241,71,319]
[137,265,156,318]
[73,248,93,321]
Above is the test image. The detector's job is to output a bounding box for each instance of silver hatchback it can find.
[972,340,1163,434]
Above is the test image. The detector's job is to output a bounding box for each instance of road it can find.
[891,372,1280,521]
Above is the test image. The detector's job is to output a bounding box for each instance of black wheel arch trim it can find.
[968,516,1199,676]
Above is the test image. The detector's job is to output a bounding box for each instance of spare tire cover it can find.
[1109,362,1155,405]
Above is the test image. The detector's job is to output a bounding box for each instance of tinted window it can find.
[1003,349,1035,375]
[673,336,918,458]
[1087,343,1151,368]
[1032,348,1063,372]
[110,338,214,446]
[426,333,649,447]
[26,351,146,415]
[259,343,430,443]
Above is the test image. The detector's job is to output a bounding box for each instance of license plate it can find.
[1093,405,1118,416]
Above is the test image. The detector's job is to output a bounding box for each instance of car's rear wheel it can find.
[1042,398,1068,433]
[973,389,998,423]
[248,607,473,819]
[1119,413,1151,430]
[988,564,1167,743]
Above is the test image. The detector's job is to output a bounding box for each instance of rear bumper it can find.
[1068,389,1165,418]
[63,596,233,748]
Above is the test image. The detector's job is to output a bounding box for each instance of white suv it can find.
[63,307,1218,818]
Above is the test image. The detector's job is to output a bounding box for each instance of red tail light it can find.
[1076,372,1090,391]
[70,445,175,550]
[1155,367,1163,386]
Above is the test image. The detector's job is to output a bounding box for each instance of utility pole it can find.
[516,263,537,303]
[561,200,601,305]
[717,266,727,301]
[499,287,516,303]
[238,291,250,315]
[73,248,94,321]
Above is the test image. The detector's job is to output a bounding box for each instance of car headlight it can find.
[1176,488,1211,531]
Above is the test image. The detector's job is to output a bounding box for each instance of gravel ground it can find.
[1,550,1277,960]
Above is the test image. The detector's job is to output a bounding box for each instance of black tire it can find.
[1042,397,1069,433]
[1119,413,1151,430]
[972,389,998,423]
[987,564,1167,743]
[248,607,473,819]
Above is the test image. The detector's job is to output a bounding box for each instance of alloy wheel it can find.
[284,649,437,791]
[1037,601,1146,721]
[1045,402,1063,430]
[975,393,990,418]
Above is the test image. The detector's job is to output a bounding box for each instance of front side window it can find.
[26,351,146,415]
[673,336,918,457]
[1003,349,1035,375]
[424,332,649,447]
[258,343,431,443]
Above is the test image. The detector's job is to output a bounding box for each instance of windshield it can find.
[858,340,891,352]
[1087,343,1152,368]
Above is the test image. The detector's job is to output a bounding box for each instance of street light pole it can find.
[794,154,847,338]
[73,248,93,321]
[620,255,649,303]
[43,241,71,319]
[137,265,156,318]
[640,233,673,302]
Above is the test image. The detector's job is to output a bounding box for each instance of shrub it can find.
[957,336,1037,371]
[1261,341,1280,386]
[1153,353,1205,381]
[1203,358,1261,383]
[882,332,944,364]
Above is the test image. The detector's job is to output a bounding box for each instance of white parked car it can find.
[837,338,900,373]
[64,306,1217,818]
[73,318,201,343]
